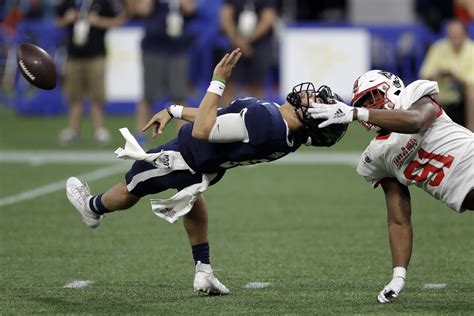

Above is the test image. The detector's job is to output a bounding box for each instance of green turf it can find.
[0,104,372,151]
[1,106,473,314]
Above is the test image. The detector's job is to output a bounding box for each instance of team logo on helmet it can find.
[378,70,392,79]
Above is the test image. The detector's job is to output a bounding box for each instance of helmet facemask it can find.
[287,83,348,147]
[286,82,317,125]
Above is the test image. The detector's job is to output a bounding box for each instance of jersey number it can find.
[403,148,454,186]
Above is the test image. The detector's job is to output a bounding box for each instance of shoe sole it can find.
[194,288,229,296]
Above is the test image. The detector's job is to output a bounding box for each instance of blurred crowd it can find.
[1,0,473,142]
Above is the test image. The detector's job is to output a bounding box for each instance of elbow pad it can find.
[208,110,249,143]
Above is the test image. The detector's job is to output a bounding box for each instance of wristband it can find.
[207,80,226,97]
[212,76,226,84]
[356,107,369,122]
[168,104,183,119]
[393,267,406,280]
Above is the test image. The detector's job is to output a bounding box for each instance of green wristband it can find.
[212,76,226,84]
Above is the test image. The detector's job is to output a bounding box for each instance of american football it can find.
[17,43,57,90]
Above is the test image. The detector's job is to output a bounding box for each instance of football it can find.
[17,43,57,90]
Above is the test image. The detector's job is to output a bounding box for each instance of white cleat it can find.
[193,261,230,295]
[66,177,102,228]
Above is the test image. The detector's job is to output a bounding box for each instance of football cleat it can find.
[66,177,102,228]
[193,261,229,295]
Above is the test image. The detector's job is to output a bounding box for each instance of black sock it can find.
[88,194,111,215]
[192,242,210,265]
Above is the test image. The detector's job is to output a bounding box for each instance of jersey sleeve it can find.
[356,146,393,188]
[217,98,251,115]
[242,105,272,145]
[217,99,285,146]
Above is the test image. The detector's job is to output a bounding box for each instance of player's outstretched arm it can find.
[192,48,241,140]
[142,106,199,138]
[308,97,439,134]
[141,108,174,138]
[361,97,439,133]
[377,178,413,303]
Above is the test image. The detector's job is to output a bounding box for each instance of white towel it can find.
[150,173,216,224]
[115,127,192,171]
[115,128,214,224]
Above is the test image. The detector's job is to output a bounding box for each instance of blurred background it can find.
[1,3,473,314]
[0,0,473,146]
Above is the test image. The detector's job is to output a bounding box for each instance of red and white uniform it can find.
[357,81,474,212]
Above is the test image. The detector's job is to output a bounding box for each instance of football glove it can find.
[377,267,406,303]
[307,100,355,128]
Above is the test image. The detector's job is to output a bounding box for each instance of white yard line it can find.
[0,150,115,164]
[0,163,126,208]
[0,150,362,165]
[0,150,361,207]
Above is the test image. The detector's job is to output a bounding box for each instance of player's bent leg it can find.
[101,181,140,211]
[461,189,474,210]
[184,195,208,245]
[184,196,229,295]
[66,179,140,229]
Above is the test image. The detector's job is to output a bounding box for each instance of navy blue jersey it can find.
[126,98,301,197]
[178,98,301,173]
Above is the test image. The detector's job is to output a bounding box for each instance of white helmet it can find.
[351,70,405,131]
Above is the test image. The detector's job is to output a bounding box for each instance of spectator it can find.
[219,0,277,105]
[454,0,474,22]
[419,20,474,130]
[134,0,197,146]
[56,0,126,145]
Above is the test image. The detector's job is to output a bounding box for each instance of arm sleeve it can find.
[208,110,249,143]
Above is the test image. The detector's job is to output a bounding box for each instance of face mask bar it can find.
[287,82,316,123]
[353,83,389,110]
[352,84,389,132]
[287,83,348,146]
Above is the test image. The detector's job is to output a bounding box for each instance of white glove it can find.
[307,100,355,128]
[377,267,406,303]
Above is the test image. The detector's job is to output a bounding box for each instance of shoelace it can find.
[72,182,90,202]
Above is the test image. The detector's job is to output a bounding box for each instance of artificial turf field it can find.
[1,105,473,314]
